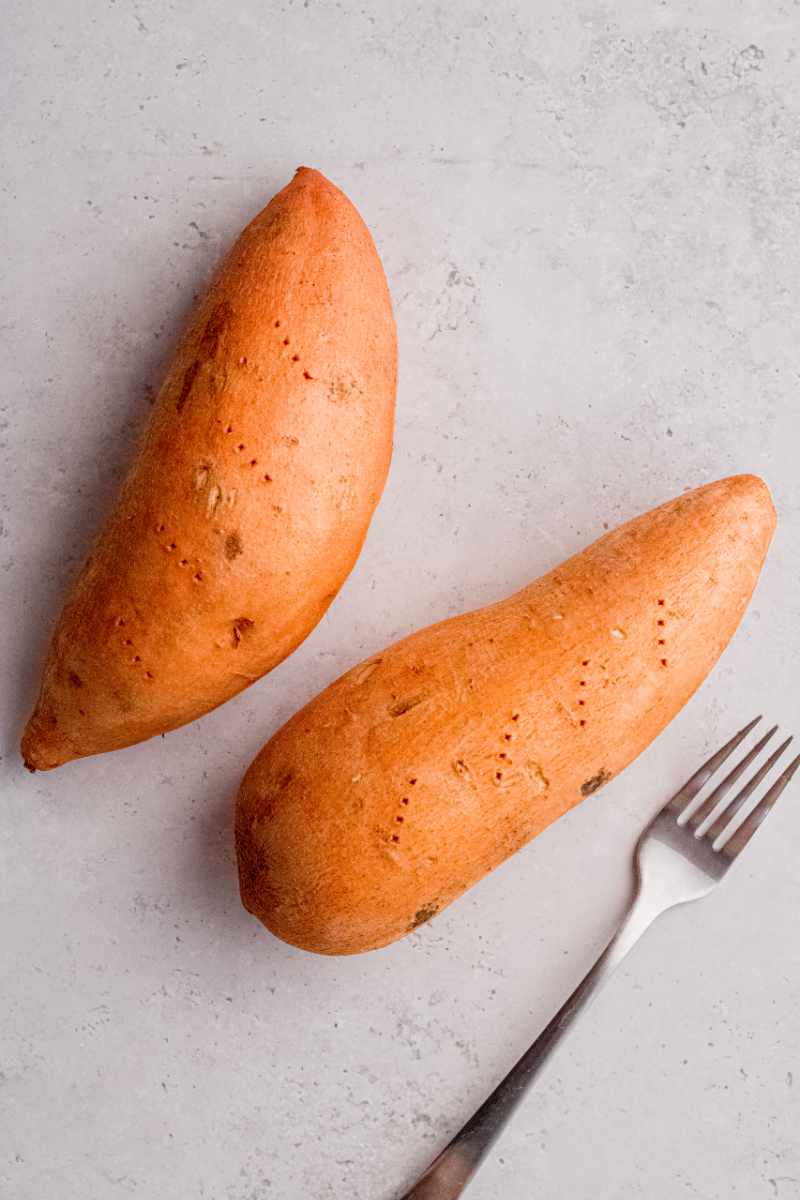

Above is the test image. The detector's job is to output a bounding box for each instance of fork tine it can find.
[667,715,762,820]
[717,751,800,858]
[699,736,792,840]
[676,722,774,828]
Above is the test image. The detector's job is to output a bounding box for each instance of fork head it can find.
[635,716,800,905]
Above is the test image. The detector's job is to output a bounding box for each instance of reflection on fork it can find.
[398,716,800,1200]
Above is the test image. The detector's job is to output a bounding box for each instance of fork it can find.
[398,716,800,1199]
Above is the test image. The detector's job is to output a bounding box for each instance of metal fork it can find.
[398,716,800,1199]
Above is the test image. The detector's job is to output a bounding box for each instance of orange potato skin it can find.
[22,168,397,769]
[236,475,775,955]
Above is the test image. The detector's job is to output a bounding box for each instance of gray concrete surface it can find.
[2,2,800,1197]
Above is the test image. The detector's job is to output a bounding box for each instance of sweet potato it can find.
[22,168,396,769]
[236,475,775,954]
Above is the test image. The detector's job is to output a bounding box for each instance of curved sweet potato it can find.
[22,168,396,769]
[236,475,775,954]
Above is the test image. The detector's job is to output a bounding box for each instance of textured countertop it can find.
[2,3,799,1197]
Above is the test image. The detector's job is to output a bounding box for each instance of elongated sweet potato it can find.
[22,168,396,770]
[236,475,775,954]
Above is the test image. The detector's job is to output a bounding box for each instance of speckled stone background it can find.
[2,2,800,1197]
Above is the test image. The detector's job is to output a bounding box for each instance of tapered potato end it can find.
[719,472,775,531]
[21,705,77,771]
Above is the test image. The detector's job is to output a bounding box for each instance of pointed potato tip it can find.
[725,472,776,529]
[20,713,74,772]
[281,167,333,205]
[697,474,776,539]
[293,165,324,182]
[725,471,773,501]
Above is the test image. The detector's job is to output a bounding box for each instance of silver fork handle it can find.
[398,886,668,1199]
